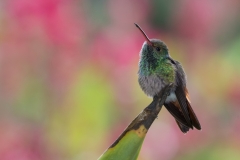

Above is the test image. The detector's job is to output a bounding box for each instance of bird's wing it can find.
[185,89,201,130]
[174,61,201,130]
[174,81,192,127]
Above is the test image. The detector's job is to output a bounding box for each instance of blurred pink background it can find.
[1,0,240,159]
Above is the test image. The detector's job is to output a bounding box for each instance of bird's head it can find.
[135,23,169,60]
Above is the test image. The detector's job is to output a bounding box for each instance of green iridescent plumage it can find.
[138,40,175,83]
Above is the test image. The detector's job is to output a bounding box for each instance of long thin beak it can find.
[134,23,152,46]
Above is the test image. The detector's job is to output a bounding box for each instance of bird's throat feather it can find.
[139,54,175,83]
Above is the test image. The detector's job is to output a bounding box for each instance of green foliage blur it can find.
[0,0,240,160]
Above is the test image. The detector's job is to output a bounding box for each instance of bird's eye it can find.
[156,47,161,51]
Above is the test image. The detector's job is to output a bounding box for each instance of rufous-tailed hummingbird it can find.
[135,23,201,133]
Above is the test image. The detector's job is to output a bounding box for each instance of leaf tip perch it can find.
[98,85,172,160]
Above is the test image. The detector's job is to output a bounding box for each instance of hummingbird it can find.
[135,23,201,133]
